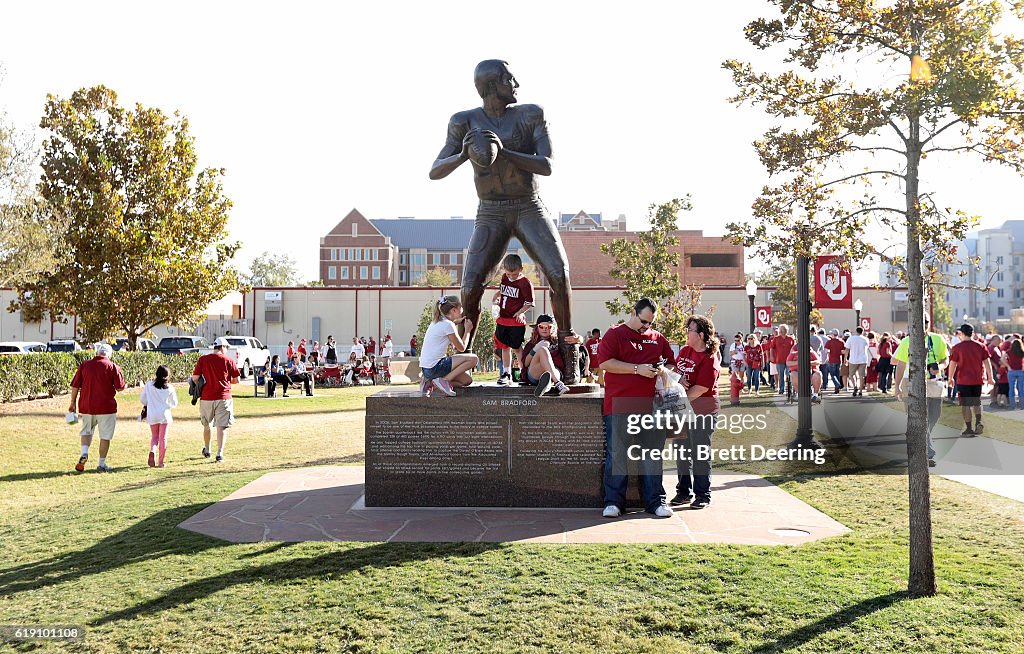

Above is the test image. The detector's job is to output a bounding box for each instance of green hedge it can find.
[0,351,200,402]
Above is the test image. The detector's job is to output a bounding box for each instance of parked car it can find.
[0,341,47,354]
[47,340,83,352]
[112,337,157,351]
[155,336,210,356]
[197,336,270,379]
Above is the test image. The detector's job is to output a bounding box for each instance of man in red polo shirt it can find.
[947,323,994,437]
[597,298,676,519]
[69,343,126,472]
[823,329,846,394]
[770,325,795,395]
[193,337,240,462]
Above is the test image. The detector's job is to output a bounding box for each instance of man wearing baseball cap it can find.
[69,343,126,472]
[192,337,240,462]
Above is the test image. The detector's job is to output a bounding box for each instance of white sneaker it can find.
[602,505,621,518]
[653,505,674,518]
[554,381,569,396]
[496,373,511,386]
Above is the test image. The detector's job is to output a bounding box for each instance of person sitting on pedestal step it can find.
[522,315,581,397]
[419,296,479,397]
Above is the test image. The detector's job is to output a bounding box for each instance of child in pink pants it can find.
[140,365,179,467]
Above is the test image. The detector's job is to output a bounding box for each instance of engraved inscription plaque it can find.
[365,385,613,507]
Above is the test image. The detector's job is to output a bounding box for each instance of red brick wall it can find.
[559,231,744,287]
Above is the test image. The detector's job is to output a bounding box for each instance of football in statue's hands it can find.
[467,130,499,168]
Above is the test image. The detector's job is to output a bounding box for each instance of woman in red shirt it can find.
[744,333,763,395]
[876,333,894,394]
[1007,338,1024,410]
[672,315,721,510]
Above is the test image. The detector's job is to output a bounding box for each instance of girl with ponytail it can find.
[419,295,480,397]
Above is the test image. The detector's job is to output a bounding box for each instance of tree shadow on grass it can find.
[0,470,79,483]
[107,454,365,495]
[89,541,503,627]
[0,502,229,596]
[752,591,908,653]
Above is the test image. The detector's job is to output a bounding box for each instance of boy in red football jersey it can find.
[492,254,535,386]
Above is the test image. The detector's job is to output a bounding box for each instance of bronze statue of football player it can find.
[429,59,582,384]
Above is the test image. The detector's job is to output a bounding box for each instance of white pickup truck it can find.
[198,337,271,379]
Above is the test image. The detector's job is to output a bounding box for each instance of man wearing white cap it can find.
[192,337,240,462]
[69,343,126,472]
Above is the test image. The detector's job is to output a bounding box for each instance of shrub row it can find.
[0,351,201,402]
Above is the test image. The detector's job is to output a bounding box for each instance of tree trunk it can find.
[905,49,938,596]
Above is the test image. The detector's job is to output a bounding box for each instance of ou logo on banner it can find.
[819,263,848,301]
[755,306,772,328]
[860,317,871,331]
[814,256,853,309]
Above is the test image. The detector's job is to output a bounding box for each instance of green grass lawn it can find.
[1,381,1023,653]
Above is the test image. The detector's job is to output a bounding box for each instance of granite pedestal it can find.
[365,383,626,507]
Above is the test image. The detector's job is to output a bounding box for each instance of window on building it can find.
[328,266,336,280]
[360,266,368,279]
[341,248,348,261]
[351,222,358,237]
[454,254,461,264]
[449,269,457,283]
[372,266,380,280]
[411,270,423,284]
[400,271,407,283]
[429,253,437,265]
[997,272,1004,282]
[689,253,740,268]
[400,253,407,265]
[369,249,376,261]
[340,267,349,279]
[997,288,1004,298]
[998,307,1005,317]
[996,255,1004,264]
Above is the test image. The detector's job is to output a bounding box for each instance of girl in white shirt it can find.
[140,365,179,468]
[418,296,479,397]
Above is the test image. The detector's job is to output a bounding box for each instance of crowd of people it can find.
[710,322,1023,410]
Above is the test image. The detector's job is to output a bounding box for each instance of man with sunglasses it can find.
[597,298,676,519]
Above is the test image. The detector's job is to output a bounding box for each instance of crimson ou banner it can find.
[814,256,853,309]
[755,306,773,328]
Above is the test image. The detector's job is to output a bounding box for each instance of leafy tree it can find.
[723,0,1024,596]
[600,198,712,344]
[754,262,825,328]
[247,251,301,287]
[415,266,458,287]
[17,86,241,349]
[486,261,543,287]
[0,95,63,288]
[930,281,953,332]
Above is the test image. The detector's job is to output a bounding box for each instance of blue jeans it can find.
[746,367,760,392]
[602,414,667,512]
[877,357,893,392]
[1009,369,1024,409]
[420,357,453,381]
[776,363,788,393]
[676,413,715,500]
[823,363,842,390]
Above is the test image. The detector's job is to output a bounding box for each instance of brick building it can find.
[320,208,744,287]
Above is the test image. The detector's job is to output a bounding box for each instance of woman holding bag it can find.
[672,315,721,509]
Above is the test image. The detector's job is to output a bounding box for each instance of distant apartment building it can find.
[320,208,744,288]
[932,220,1024,323]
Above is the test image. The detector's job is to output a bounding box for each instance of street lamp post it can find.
[854,298,864,329]
[746,279,757,334]
[792,256,818,449]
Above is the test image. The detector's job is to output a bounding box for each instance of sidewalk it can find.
[771,392,1024,503]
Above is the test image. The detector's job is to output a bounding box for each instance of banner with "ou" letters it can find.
[755,306,773,328]
[813,256,852,309]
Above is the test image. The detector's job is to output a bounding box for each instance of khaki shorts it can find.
[79,413,117,441]
[199,399,235,428]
